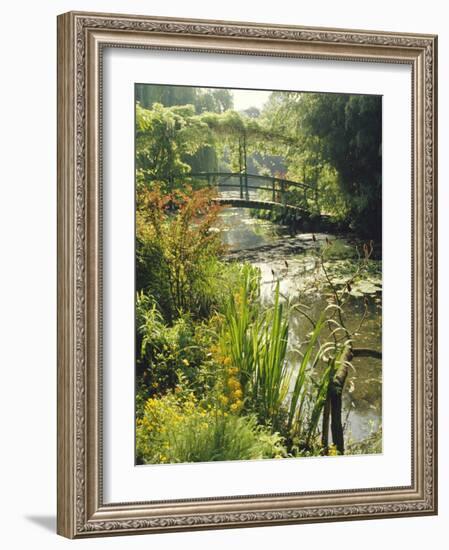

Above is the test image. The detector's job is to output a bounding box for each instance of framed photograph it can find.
[57,11,438,538]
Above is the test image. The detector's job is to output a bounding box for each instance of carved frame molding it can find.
[57,11,437,538]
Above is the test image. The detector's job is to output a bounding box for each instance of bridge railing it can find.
[169,172,315,210]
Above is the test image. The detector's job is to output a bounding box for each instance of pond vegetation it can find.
[135,85,382,464]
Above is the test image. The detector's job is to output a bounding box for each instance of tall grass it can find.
[166,413,285,463]
[250,284,290,430]
[222,270,292,431]
[287,312,326,436]
[222,265,260,393]
[222,268,333,445]
[222,268,290,428]
[288,311,353,450]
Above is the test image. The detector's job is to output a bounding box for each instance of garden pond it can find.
[217,207,382,445]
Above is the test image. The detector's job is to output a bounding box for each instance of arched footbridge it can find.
[172,171,317,214]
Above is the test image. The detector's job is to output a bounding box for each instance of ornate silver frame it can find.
[57,11,438,538]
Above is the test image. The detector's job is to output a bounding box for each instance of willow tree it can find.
[136,86,233,182]
[198,109,294,197]
[262,92,382,237]
[135,84,233,113]
[136,102,213,192]
[136,97,299,203]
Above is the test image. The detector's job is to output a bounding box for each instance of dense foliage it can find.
[136,89,382,237]
[134,85,382,464]
[262,92,382,236]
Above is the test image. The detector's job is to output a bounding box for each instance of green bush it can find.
[136,186,225,322]
[136,292,217,406]
[136,391,286,464]
[135,263,261,408]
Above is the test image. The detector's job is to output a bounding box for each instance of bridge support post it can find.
[272,178,276,202]
[238,138,244,200]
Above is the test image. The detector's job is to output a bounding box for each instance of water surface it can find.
[218,207,382,444]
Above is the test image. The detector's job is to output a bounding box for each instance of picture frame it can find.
[57,10,438,538]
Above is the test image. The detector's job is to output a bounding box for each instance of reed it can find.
[223,272,290,430]
[250,283,290,430]
[287,312,326,436]
[222,265,259,393]
[222,269,346,449]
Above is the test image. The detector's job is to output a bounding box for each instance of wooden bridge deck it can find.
[213,197,304,213]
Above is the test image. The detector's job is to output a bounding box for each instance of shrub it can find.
[135,264,262,411]
[136,391,286,464]
[136,185,225,321]
[136,292,221,409]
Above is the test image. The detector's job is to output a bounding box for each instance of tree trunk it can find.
[321,393,331,451]
[329,347,352,454]
[352,348,382,360]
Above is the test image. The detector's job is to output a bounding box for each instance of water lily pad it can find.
[353,281,382,294]
[349,289,364,297]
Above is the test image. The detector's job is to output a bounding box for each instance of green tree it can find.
[136,102,211,191]
[136,86,234,189]
[263,92,382,237]
[136,84,233,114]
[136,185,225,321]
[136,101,289,193]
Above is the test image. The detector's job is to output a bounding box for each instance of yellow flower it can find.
[182,358,189,366]
[230,400,243,413]
[227,378,240,391]
[328,444,338,456]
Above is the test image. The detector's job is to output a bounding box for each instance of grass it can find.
[135,208,381,462]
[136,391,286,464]
[250,283,290,430]
[221,270,290,430]
[221,269,331,441]
[287,312,326,437]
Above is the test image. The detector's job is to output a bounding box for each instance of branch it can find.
[352,348,382,360]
